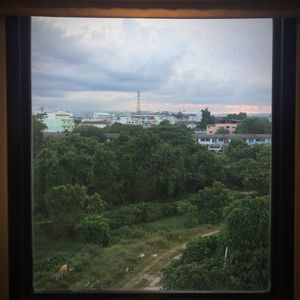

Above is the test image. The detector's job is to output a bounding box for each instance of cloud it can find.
[32,17,272,113]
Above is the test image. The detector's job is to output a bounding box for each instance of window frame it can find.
[5,15,296,300]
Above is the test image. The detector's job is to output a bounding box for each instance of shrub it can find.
[80,214,110,246]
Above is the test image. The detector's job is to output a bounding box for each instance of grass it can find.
[33,216,220,291]
[141,215,189,231]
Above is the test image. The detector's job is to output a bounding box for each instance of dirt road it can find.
[121,229,219,290]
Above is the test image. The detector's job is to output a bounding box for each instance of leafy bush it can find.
[163,196,270,291]
[161,202,179,217]
[34,254,68,273]
[80,214,110,246]
[108,202,165,228]
[45,185,87,236]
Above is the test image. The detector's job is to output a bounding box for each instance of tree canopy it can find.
[235,118,271,134]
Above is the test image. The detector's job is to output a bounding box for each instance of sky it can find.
[32,17,272,115]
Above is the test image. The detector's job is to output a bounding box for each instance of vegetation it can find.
[216,127,230,134]
[162,196,269,291]
[32,117,271,291]
[200,108,216,128]
[235,117,271,134]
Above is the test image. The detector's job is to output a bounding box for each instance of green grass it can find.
[141,215,189,231]
[33,216,220,291]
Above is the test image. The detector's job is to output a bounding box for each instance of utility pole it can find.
[224,246,228,269]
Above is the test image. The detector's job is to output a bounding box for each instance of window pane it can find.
[32,17,272,292]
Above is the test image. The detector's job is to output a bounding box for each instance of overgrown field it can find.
[33,215,218,291]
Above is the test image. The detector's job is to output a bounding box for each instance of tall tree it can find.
[32,115,47,157]
[45,184,88,237]
[200,108,216,128]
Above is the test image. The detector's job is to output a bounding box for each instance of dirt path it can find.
[121,229,220,290]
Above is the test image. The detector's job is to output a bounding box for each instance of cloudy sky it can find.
[32,17,272,114]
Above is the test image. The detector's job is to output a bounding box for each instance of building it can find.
[80,119,108,128]
[111,114,176,127]
[42,111,75,133]
[194,133,271,152]
[206,123,238,134]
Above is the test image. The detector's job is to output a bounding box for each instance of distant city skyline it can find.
[32,18,272,115]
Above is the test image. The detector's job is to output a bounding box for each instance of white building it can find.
[194,133,271,152]
[42,111,75,133]
[92,112,111,120]
[188,112,202,122]
[111,114,176,127]
[80,119,108,128]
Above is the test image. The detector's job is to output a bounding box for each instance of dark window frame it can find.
[5,16,296,300]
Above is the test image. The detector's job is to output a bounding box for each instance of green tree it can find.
[177,201,198,227]
[33,148,61,215]
[85,193,107,215]
[80,214,110,246]
[32,115,47,157]
[226,112,247,121]
[45,184,87,237]
[73,125,107,143]
[224,143,270,194]
[235,118,271,134]
[160,119,170,126]
[216,127,230,134]
[200,108,216,128]
[190,181,235,224]
[163,196,270,291]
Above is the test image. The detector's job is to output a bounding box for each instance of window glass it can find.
[32,17,272,292]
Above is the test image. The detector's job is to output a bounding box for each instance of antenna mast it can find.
[136,91,141,114]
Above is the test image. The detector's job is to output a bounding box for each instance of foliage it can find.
[225,112,247,121]
[33,122,271,291]
[190,182,236,225]
[163,196,270,291]
[235,118,271,134]
[160,119,170,125]
[84,193,107,215]
[107,202,166,229]
[177,201,198,227]
[73,125,107,143]
[215,127,230,134]
[200,108,216,128]
[45,185,87,236]
[224,142,270,194]
[32,115,47,157]
[80,214,110,246]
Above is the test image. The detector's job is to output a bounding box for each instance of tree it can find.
[33,148,61,216]
[189,181,236,224]
[80,214,110,246]
[226,112,247,121]
[216,127,230,134]
[177,201,198,227]
[32,115,47,157]
[73,125,107,143]
[200,108,216,128]
[162,196,270,291]
[235,118,271,134]
[224,143,271,194]
[45,185,88,237]
[159,119,170,126]
[85,193,107,215]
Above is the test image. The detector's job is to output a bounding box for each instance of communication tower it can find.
[136,91,141,114]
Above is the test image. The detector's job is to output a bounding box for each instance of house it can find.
[206,123,238,134]
[194,133,271,152]
[42,111,75,133]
